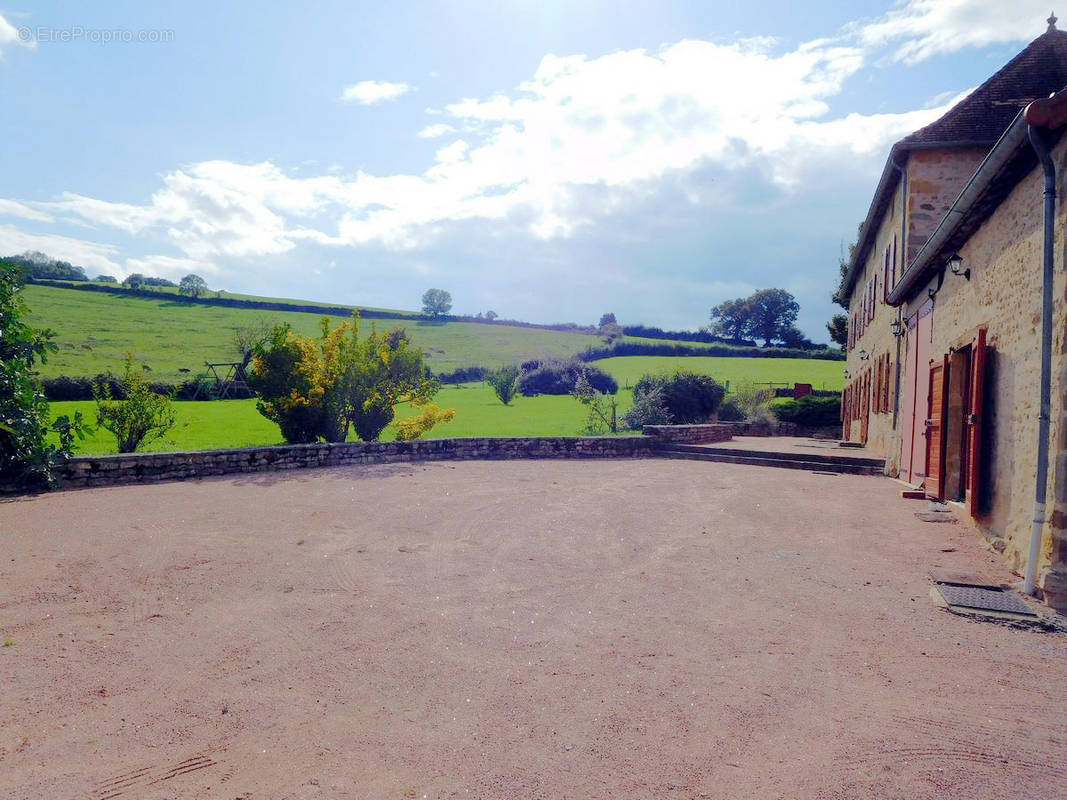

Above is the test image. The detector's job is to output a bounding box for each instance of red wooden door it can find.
[860,372,869,444]
[925,358,948,500]
[965,329,987,516]
[909,303,934,483]
[899,318,917,479]
[842,386,851,440]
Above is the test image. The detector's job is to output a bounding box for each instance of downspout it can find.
[1023,124,1056,597]
[891,154,907,430]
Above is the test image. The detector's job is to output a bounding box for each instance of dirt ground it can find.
[1,459,1065,800]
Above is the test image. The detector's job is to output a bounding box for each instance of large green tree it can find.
[249,313,449,443]
[0,260,84,488]
[826,314,848,348]
[710,288,801,346]
[421,288,452,317]
[709,297,752,342]
[746,288,800,346]
[827,239,856,349]
[179,273,208,297]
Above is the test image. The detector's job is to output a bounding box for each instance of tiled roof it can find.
[844,22,1067,298]
[900,26,1067,146]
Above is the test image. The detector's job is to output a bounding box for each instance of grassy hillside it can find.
[41,279,413,314]
[597,356,844,391]
[23,284,603,381]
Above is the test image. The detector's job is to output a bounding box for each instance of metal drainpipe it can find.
[891,155,907,430]
[1024,125,1057,597]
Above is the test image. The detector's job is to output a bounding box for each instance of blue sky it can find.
[0,1,1056,338]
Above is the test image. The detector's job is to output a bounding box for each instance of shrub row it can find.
[579,341,845,362]
[517,358,618,396]
[434,365,489,384]
[632,371,725,424]
[41,374,252,401]
[771,387,841,398]
[772,395,842,427]
[622,324,755,346]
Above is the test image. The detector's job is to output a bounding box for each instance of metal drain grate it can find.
[936,583,1037,616]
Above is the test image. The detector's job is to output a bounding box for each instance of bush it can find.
[731,380,775,424]
[717,399,745,421]
[773,395,842,428]
[94,355,177,453]
[486,365,520,405]
[572,372,620,434]
[395,402,456,440]
[249,315,443,444]
[621,384,672,430]
[518,359,617,396]
[632,370,724,423]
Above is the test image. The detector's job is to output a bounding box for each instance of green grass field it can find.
[30,282,844,455]
[50,382,633,454]
[596,356,844,391]
[23,284,605,382]
[50,350,844,455]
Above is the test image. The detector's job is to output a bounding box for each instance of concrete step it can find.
[655,447,883,475]
[659,443,885,469]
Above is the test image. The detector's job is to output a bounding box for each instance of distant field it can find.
[596,356,845,391]
[49,383,634,454]
[24,284,604,381]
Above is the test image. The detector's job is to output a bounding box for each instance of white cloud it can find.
[417,123,457,139]
[6,35,956,262]
[857,0,1056,63]
[0,224,122,273]
[0,199,53,222]
[0,12,33,57]
[339,79,413,105]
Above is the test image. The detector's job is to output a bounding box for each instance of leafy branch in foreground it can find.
[1,259,88,489]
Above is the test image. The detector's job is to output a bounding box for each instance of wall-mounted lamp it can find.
[843,369,850,379]
[890,318,904,337]
[858,349,870,361]
[928,286,938,301]
[947,252,970,280]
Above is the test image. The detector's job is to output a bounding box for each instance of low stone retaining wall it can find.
[642,421,799,443]
[55,436,657,490]
[726,420,798,437]
[642,424,734,444]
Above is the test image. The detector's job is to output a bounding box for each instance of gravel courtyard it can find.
[1,459,1064,799]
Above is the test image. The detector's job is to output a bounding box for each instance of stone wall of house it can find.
[905,148,990,263]
[55,437,658,490]
[900,135,1067,605]
[845,178,905,465]
[845,147,991,469]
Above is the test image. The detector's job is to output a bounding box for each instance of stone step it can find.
[659,443,885,469]
[655,448,883,475]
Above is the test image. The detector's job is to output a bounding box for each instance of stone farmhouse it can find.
[840,16,1067,610]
